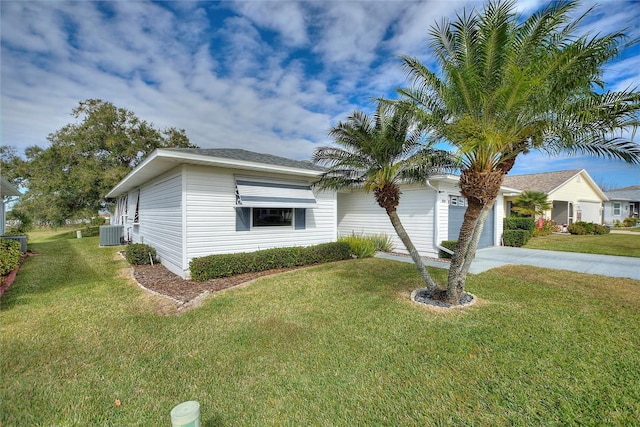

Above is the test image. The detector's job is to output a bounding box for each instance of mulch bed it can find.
[132,263,295,304]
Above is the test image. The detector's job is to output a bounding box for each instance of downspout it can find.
[426,180,454,256]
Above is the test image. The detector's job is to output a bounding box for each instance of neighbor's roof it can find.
[605,185,640,202]
[1,176,21,197]
[503,169,583,194]
[106,148,325,198]
[503,169,607,201]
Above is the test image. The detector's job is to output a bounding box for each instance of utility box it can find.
[99,225,124,246]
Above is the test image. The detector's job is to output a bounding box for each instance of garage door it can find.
[448,196,495,248]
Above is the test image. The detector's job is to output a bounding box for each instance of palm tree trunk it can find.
[446,197,484,303]
[386,208,440,293]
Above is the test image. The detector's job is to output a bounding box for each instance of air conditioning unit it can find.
[99,225,124,246]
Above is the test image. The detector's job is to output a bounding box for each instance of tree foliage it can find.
[313,102,457,294]
[512,191,552,217]
[399,0,640,303]
[6,99,197,225]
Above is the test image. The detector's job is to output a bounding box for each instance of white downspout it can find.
[426,180,454,256]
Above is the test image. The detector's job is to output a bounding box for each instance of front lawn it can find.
[524,233,640,257]
[2,232,639,425]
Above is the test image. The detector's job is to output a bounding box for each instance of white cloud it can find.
[1,0,638,186]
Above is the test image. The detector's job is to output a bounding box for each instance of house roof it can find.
[1,176,21,197]
[503,169,583,194]
[106,148,326,198]
[605,185,640,202]
[166,148,325,172]
[502,169,607,201]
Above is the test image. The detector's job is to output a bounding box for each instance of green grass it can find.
[525,233,640,257]
[2,233,639,425]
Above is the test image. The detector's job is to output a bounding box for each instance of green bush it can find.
[567,223,587,235]
[568,222,609,235]
[504,216,536,232]
[368,233,394,252]
[124,243,157,265]
[622,217,638,227]
[0,239,22,276]
[338,233,394,258]
[189,242,353,281]
[503,230,531,247]
[593,224,610,235]
[339,237,376,258]
[91,216,107,226]
[438,240,457,259]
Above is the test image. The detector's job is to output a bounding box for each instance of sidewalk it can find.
[376,247,640,280]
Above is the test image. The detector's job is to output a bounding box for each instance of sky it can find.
[1,0,639,189]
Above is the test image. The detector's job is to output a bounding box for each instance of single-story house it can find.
[337,176,520,257]
[1,176,21,235]
[502,169,607,225]
[603,186,640,224]
[105,148,337,278]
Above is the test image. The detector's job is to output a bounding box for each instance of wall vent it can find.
[99,225,124,246]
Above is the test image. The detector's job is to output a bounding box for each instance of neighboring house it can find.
[503,169,607,225]
[337,176,519,257]
[603,186,640,224]
[1,176,21,235]
[106,148,337,278]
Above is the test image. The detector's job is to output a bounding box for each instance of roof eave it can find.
[105,149,325,198]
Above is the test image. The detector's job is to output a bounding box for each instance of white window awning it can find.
[235,179,318,208]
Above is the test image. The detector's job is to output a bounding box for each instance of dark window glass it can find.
[252,208,293,227]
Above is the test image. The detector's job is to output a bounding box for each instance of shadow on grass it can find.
[0,235,121,311]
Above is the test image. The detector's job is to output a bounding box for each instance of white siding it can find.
[337,185,438,257]
[184,165,336,276]
[127,169,184,276]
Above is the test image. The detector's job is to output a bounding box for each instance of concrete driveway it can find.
[377,247,640,280]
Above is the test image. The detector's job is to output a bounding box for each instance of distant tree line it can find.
[1,99,197,228]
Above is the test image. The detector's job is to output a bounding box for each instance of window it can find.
[613,202,621,216]
[236,207,306,231]
[253,208,292,227]
[133,190,140,224]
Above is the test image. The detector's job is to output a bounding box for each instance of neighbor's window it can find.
[252,208,293,227]
[613,202,621,216]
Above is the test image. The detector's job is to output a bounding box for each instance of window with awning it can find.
[235,179,318,209]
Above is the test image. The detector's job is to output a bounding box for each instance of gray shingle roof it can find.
[605,185,640,201]
[503,169,582,193]
[165,148,325,172]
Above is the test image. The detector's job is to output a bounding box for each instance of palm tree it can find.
[313,102,456,295]
[399,0,640,304]
[512,191,552,218]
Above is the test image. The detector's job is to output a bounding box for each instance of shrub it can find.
[368,233,394,252]
[338,236,376,258]
[532,219,557,237]
[593,224,610,235]
[0,239,22,276]
[567,223,587,235]
[622,217,638,227]
[189,242,353,281]
[338,234,388,258]
[503,230,531,247]
[124,243,157,265]
[91,216,107,226]
[439,240,457,259]
[567,222,609,235]
[504,216,536,233]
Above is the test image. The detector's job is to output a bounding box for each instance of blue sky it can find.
[1,0,639,189]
